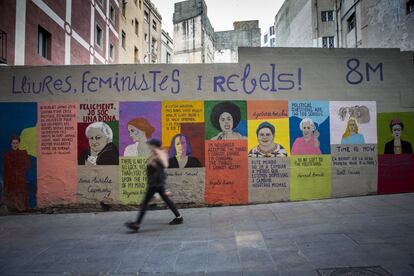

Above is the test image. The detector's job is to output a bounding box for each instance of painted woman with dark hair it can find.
[384,119,412,154]
[210,102,246,140]
[3,136,31,211]
[168,134,202,168]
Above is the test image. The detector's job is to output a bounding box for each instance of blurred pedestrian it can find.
[125,139,183,232]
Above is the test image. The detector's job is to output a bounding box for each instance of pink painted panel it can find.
[37,102,78,207]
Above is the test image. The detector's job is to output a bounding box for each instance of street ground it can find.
[1,193,414,276]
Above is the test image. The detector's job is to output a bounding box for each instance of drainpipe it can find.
[335,0,340,48]
[314,0,319,47]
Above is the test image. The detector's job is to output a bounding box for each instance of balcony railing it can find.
[0,30,7,64]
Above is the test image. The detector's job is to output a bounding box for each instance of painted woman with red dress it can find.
[2,136,31,211]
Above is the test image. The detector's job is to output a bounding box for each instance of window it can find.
[134,47,139,63]
[37,26,51,59]
[144,11,149,23]
[144,54,148,63]
[166,52,171,63]
[95,24,103,47]
[264,34,268,44]
[121,0,126,17]
[269,26,275,35]
[321,10,334,22]
[270,38,275,47]
[322,36,334,48]
[109,43,114,60]
[144,33,148,42]
[347,13,356,32]
[135,19,139,36]
[152,20,157,31]
[121,30,126,49]
[151,37,157,53]
[407,0,414,14]
[109,5,115,23]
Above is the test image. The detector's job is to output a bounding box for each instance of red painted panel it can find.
[25,1,65,65]
[181,123,205,167]
[205,140,248,205]
[378,154,414,194]
[0,0,16,64]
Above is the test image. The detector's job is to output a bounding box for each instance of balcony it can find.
[0,30,6,64]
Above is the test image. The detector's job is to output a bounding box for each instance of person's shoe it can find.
[125,221,140,232]
[169,216,183,225]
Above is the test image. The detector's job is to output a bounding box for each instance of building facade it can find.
[118,0,145,64]
[274,0,414,51]
[173,0,261,63]
[0,0,120,65]
[141,0,162,64]
[161,30,173,64]
[173,0,215,63]
[215,21,261,63]
[275,0,336,48]
[338,0,414,49]
[262,25,276,47]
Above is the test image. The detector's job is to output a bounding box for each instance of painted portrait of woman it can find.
[210,102,246,140]
[78,122,119,165]
[249,121,287,158]
[341,118,365,144]
[168,134,202,168]
[124,118,155,157]
[291,118,321,155]
[3,136,31,211]
[384,119,413,154]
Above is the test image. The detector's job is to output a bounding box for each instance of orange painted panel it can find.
[37,102,77,207]
[205,140,248,204]
[247,101,288,120]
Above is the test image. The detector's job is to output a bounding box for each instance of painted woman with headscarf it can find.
[248,121,287,157]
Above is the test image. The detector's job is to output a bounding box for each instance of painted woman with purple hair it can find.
[168,134,202,168]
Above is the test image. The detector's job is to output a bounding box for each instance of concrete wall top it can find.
[173,0,206,24]
[233,21,259,31]
[1,48,413,112]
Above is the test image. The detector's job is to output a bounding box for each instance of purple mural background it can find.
[119,102,162,156]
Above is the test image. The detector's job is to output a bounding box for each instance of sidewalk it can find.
[1,193,414,276]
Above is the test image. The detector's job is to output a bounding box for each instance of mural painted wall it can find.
[0,103,37,210]
[330,101,378,197]
[0,48,413,209]
[377,112,414,194]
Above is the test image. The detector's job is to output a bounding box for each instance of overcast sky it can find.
[150,0,285,35]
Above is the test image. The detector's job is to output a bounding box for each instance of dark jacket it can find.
[78,142,119,165]
[147,160,166,187]
[168,156,202,168]
[384,139,413,154]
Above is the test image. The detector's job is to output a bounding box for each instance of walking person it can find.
[125,139,183,232]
